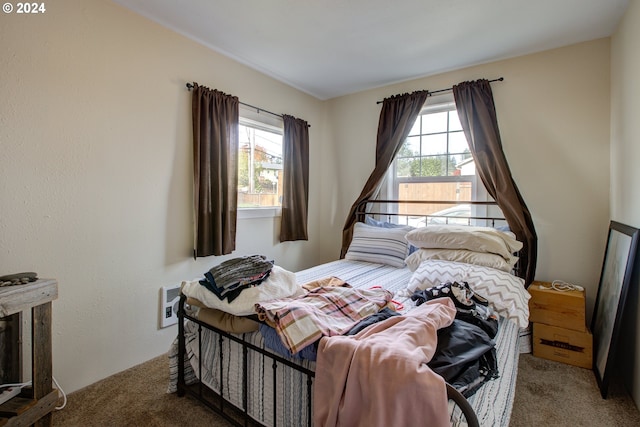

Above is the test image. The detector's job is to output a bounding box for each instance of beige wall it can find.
[325,39,612,319]
[611,0,640,409]
[0,0,327,393]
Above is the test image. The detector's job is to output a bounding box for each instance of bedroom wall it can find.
[611,0,640,410]
[0,0,328,393]
[0,0,622,402]
[324,39,611,322]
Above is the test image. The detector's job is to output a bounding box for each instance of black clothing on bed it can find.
[411,281,499,338]
[412,282,500,396]
[345,307,400,335]
[428,319,499,397]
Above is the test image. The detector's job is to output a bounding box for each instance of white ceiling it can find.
[113,0,629,100]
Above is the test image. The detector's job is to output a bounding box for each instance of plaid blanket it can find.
[255,282,393,354]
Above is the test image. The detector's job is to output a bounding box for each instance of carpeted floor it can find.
[51,352,640,426]
[510,354,640,426]
[51,355,231,427]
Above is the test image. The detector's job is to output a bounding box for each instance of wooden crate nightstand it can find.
[529,281,592,369]
[529,281,586,331]
[0,279,58,427]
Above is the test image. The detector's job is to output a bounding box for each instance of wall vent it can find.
[160,284,181,328]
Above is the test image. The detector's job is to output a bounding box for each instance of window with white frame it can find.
[237,106,283,216]
[390,100,491,225]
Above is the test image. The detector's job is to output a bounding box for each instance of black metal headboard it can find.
[355,199,509,229]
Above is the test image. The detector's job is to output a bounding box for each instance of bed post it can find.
[176,293,187,397]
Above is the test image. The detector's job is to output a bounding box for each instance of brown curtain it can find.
[280,115,310,242]
[340,90,429,257]
[191,83,239,257]
[453,79,537,285]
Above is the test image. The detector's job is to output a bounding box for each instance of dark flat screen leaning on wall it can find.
[591,220,639,399]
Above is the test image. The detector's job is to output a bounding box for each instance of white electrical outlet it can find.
[160,284,182,328]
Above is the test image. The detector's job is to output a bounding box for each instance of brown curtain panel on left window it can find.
[280,115,310,242]
[191,84,239,257]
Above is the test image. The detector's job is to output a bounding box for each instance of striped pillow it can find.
[345,222,410,268]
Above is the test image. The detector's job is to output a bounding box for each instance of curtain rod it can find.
[375,77,504,104]
[186,82,310,127]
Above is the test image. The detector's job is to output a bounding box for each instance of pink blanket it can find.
[314,298,456,427]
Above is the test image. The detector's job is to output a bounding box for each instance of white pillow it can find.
[407,259,530,328]
[405,225,522,262]
[405,248,517,272]
[345,222,410,268]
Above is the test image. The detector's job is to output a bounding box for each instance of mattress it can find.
[168,259,522,426]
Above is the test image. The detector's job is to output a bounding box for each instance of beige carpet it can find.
[510,354,640,426]
[52,355,231,427]
[51,353,640,426]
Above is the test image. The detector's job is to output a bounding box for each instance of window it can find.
[390,101,490,224]
[237,106,283,217]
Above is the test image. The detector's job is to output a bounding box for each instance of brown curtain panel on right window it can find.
[453,79,537,285]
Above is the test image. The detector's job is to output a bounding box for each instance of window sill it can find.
[238,207,282,219]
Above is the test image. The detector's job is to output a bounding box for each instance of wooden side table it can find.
[529,280,592,369]
[0,279,58,427]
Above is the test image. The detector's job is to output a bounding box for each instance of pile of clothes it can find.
[412,281,499,397]
[198,254,274,303]
[186,256,499,398]
[181,256,396,363]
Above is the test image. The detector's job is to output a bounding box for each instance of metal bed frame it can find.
[355,199,508,227]
[176,297,479,427]
[174,200,505,427]
[176,294,316,427]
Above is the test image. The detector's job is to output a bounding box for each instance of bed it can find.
[168,200,531,427]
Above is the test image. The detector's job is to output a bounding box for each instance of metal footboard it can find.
[177,293,479,427]
[447,383,480,427]
[177,293,314,427]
